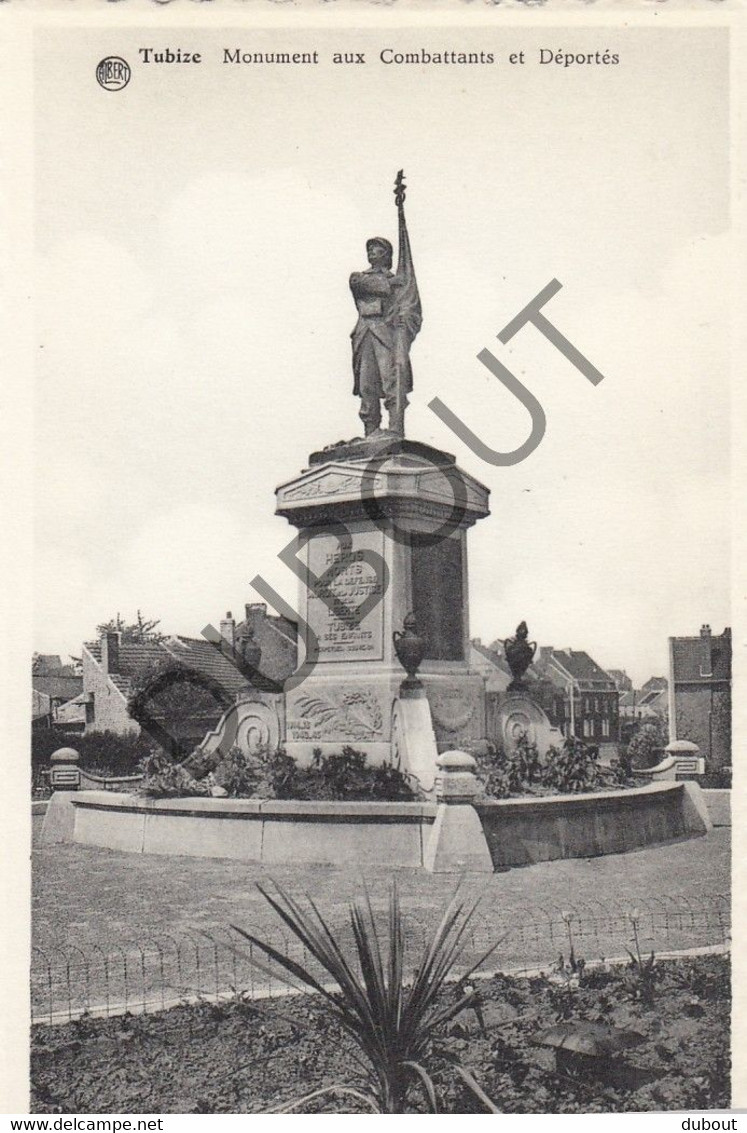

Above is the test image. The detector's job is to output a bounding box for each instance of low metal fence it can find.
[31,893,730,1026]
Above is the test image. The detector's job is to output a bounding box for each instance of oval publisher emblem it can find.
[96,57,131,91]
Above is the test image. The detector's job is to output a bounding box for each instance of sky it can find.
[32,24,731,685]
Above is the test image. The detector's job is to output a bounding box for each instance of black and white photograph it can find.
[1,7,742,1120]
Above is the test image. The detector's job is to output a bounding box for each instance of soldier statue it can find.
[349,171,422,438]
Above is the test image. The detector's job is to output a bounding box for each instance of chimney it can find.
[220,611,236,649]
[244,602,267,633]
[699,624,712,677]
[537,646,554,668]
[100,630,120,675]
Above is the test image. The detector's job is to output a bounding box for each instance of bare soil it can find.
[31,953,730,1114]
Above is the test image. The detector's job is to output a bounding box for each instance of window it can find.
[85,694,95,725]
[583,719,593,738]
[602,720,610,738]
[594,698,600,713]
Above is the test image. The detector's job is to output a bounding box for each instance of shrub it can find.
[212,746,263,798]
[627,725,664,770]
[31,727,154,777]
[264,747,301,799]
[607,744,635,786]
[138,748,209,798]
[137,745,419,802]
[542,737,601,794]
[476,736,545,798]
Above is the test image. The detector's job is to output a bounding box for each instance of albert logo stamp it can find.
[96,57,131,91]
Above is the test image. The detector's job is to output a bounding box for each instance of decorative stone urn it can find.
[503,620,537,690]
[393,612,427,690]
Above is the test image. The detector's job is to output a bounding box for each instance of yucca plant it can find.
[232,882,502,1113]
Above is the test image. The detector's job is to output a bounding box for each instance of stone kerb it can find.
[424,750,493,873]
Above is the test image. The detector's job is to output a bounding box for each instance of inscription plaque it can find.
[411,535,464,660]
[306,529,386,662]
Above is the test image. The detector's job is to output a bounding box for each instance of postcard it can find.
[1,2,743,1120]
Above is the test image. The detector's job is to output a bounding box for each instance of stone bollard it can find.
[423,750,493,873]
[49,747,81,791]
[665,740,704,779]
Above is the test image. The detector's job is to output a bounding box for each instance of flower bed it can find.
[31,953,729,1114]
[476,736,639,800]
[139,745,419,802]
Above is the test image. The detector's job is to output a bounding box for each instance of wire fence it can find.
[31,893,730,1026]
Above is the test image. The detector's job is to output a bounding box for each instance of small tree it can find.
[96,610,163,642]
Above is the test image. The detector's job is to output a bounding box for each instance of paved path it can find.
[31,817,730,1022]
[33,817,729,951]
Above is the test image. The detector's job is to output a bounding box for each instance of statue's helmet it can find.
[366,237,393,268]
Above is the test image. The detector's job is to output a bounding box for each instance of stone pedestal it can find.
[391,684,440,793]
[275,438,490,767]
[49,747,81,791]
[424,750,493,873]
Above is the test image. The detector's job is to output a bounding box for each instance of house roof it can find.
[671,631,731,684]
[618,688,666,714]
[549,650,616,691]
[166,636,281,695]
[85,633,283,700]
[471,640,512,676]
[32,674,83,701]
[606,668,633,691]
[267,617,297,643]
[638,687,666,708]
[55,694,87,724]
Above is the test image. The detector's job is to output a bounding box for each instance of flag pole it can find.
[393,170,408,437]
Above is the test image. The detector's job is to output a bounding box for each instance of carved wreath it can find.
[295,690,384,738]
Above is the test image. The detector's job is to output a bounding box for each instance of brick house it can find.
[534,647,620,748]
[82,604,297,748]
[668,625,731,774]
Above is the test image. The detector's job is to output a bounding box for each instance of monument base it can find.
[276,440,491,771]
[284,665,486,767]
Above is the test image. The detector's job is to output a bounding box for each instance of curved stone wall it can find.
[475,782,711,869]
[41,781,711,871]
